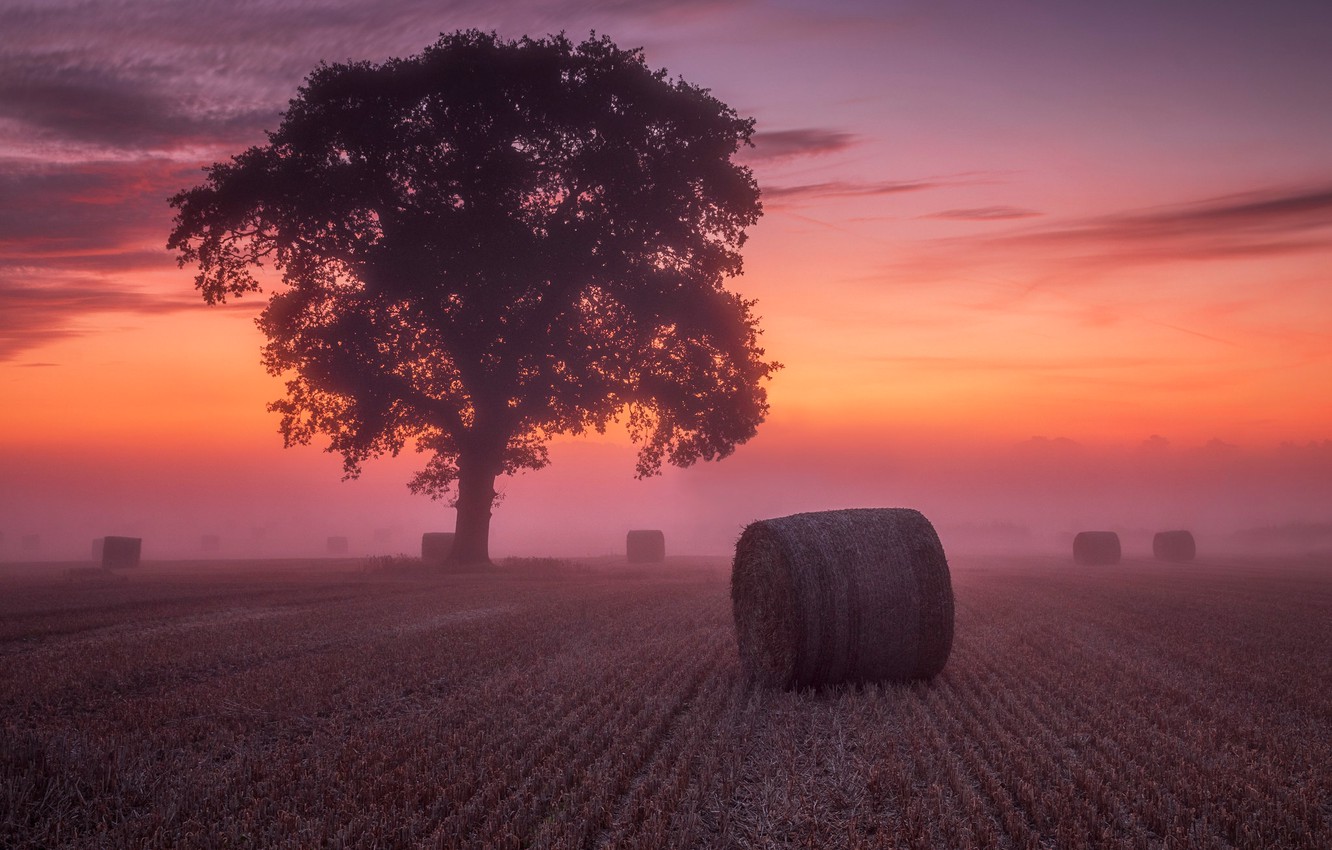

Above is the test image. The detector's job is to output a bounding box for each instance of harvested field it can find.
[1,553,1328,849]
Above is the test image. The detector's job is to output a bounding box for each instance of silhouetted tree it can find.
[169,31,777,565]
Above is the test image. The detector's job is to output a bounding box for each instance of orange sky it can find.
[3,1,1331,558]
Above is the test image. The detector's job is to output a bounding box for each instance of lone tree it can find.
[169,31,777,564]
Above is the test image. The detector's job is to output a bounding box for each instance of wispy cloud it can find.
[0,0,751,156]
[924,206,1041,222]
[991,185,1332,264]
[0,159,190,261]
[0,278,202,361]
[762,179,940,205]
[0,60,275,153]
[0,158,229,360]
[744,128,857,163]
[884,183,1332,302]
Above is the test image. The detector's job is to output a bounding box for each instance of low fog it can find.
[3,430,1330,563]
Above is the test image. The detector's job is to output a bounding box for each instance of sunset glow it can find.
[3,0,1331,558]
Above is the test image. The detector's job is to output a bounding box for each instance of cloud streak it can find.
[0,278,202,361]
[744,128,857,163]
[0,60,275,153]
[0,0,750,156]
[925,206,1041,222]
[0,159,190,260]
[762,179,940,205]
[0,157,242,360]
[992,185,1332,264]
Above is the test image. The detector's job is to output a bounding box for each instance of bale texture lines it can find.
[731,508,954,689]
[421,532,455,564]
[101,536,141,569]
[1153,530,1196,562]
[1073,531,1121,565]
[626,530,666,563]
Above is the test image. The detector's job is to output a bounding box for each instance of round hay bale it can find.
[626,529,666,563]
[1073,531,1120,565]
[730,508,954,689]
[421,532,455,564]
[101,536,141,569]
[1153,530,1196,562]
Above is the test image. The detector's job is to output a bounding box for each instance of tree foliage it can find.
[168,30,777,561]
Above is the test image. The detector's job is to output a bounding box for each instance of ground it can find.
[1,551,1328,849]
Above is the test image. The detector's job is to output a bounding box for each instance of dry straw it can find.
[101,536,141,569]
[1153,530,1196,562]
[1073,531,1121,565]
[626,530,666,563]
[421,532,455,564]
[731,508,954,689]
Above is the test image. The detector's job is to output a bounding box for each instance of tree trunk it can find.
[450,458,498,566]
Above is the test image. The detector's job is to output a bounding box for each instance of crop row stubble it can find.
[1,555,1328,849]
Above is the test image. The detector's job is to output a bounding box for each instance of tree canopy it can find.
[168,30,778,563]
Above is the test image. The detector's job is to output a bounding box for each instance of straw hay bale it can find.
[101,536,141,569]
[1153,530,1196,562]
[626,529,666,563]
[326,536,349,555]
[731,508,954,688]
[421,532,455,564]
[1073,531,1120,565]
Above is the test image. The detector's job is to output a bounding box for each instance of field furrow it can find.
[1,555,1327,849]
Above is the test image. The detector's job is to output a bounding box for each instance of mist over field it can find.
[4,430,1330,561]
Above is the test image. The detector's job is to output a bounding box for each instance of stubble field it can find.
[1,551,1328,849]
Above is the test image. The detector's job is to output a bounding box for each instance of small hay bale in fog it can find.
[326,535,349,555]
[1153,530,1196,562]
[200,534,221,552]
[626,529,666,563]
[421,532,455,564]
[731,508,954,689]
[101,536,141,569]
[1073,531,1121,565]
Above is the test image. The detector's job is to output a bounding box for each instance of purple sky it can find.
[3,1,1331,558]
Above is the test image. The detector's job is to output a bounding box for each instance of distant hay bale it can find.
[731,508,955,689]
[626,530,666,563]
[101,536,141,569]
[1073,531,1121,565]
[200,534,221,552]
[326,535,349,555]
[1153,530,1196,562]
[421,532,455,564]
